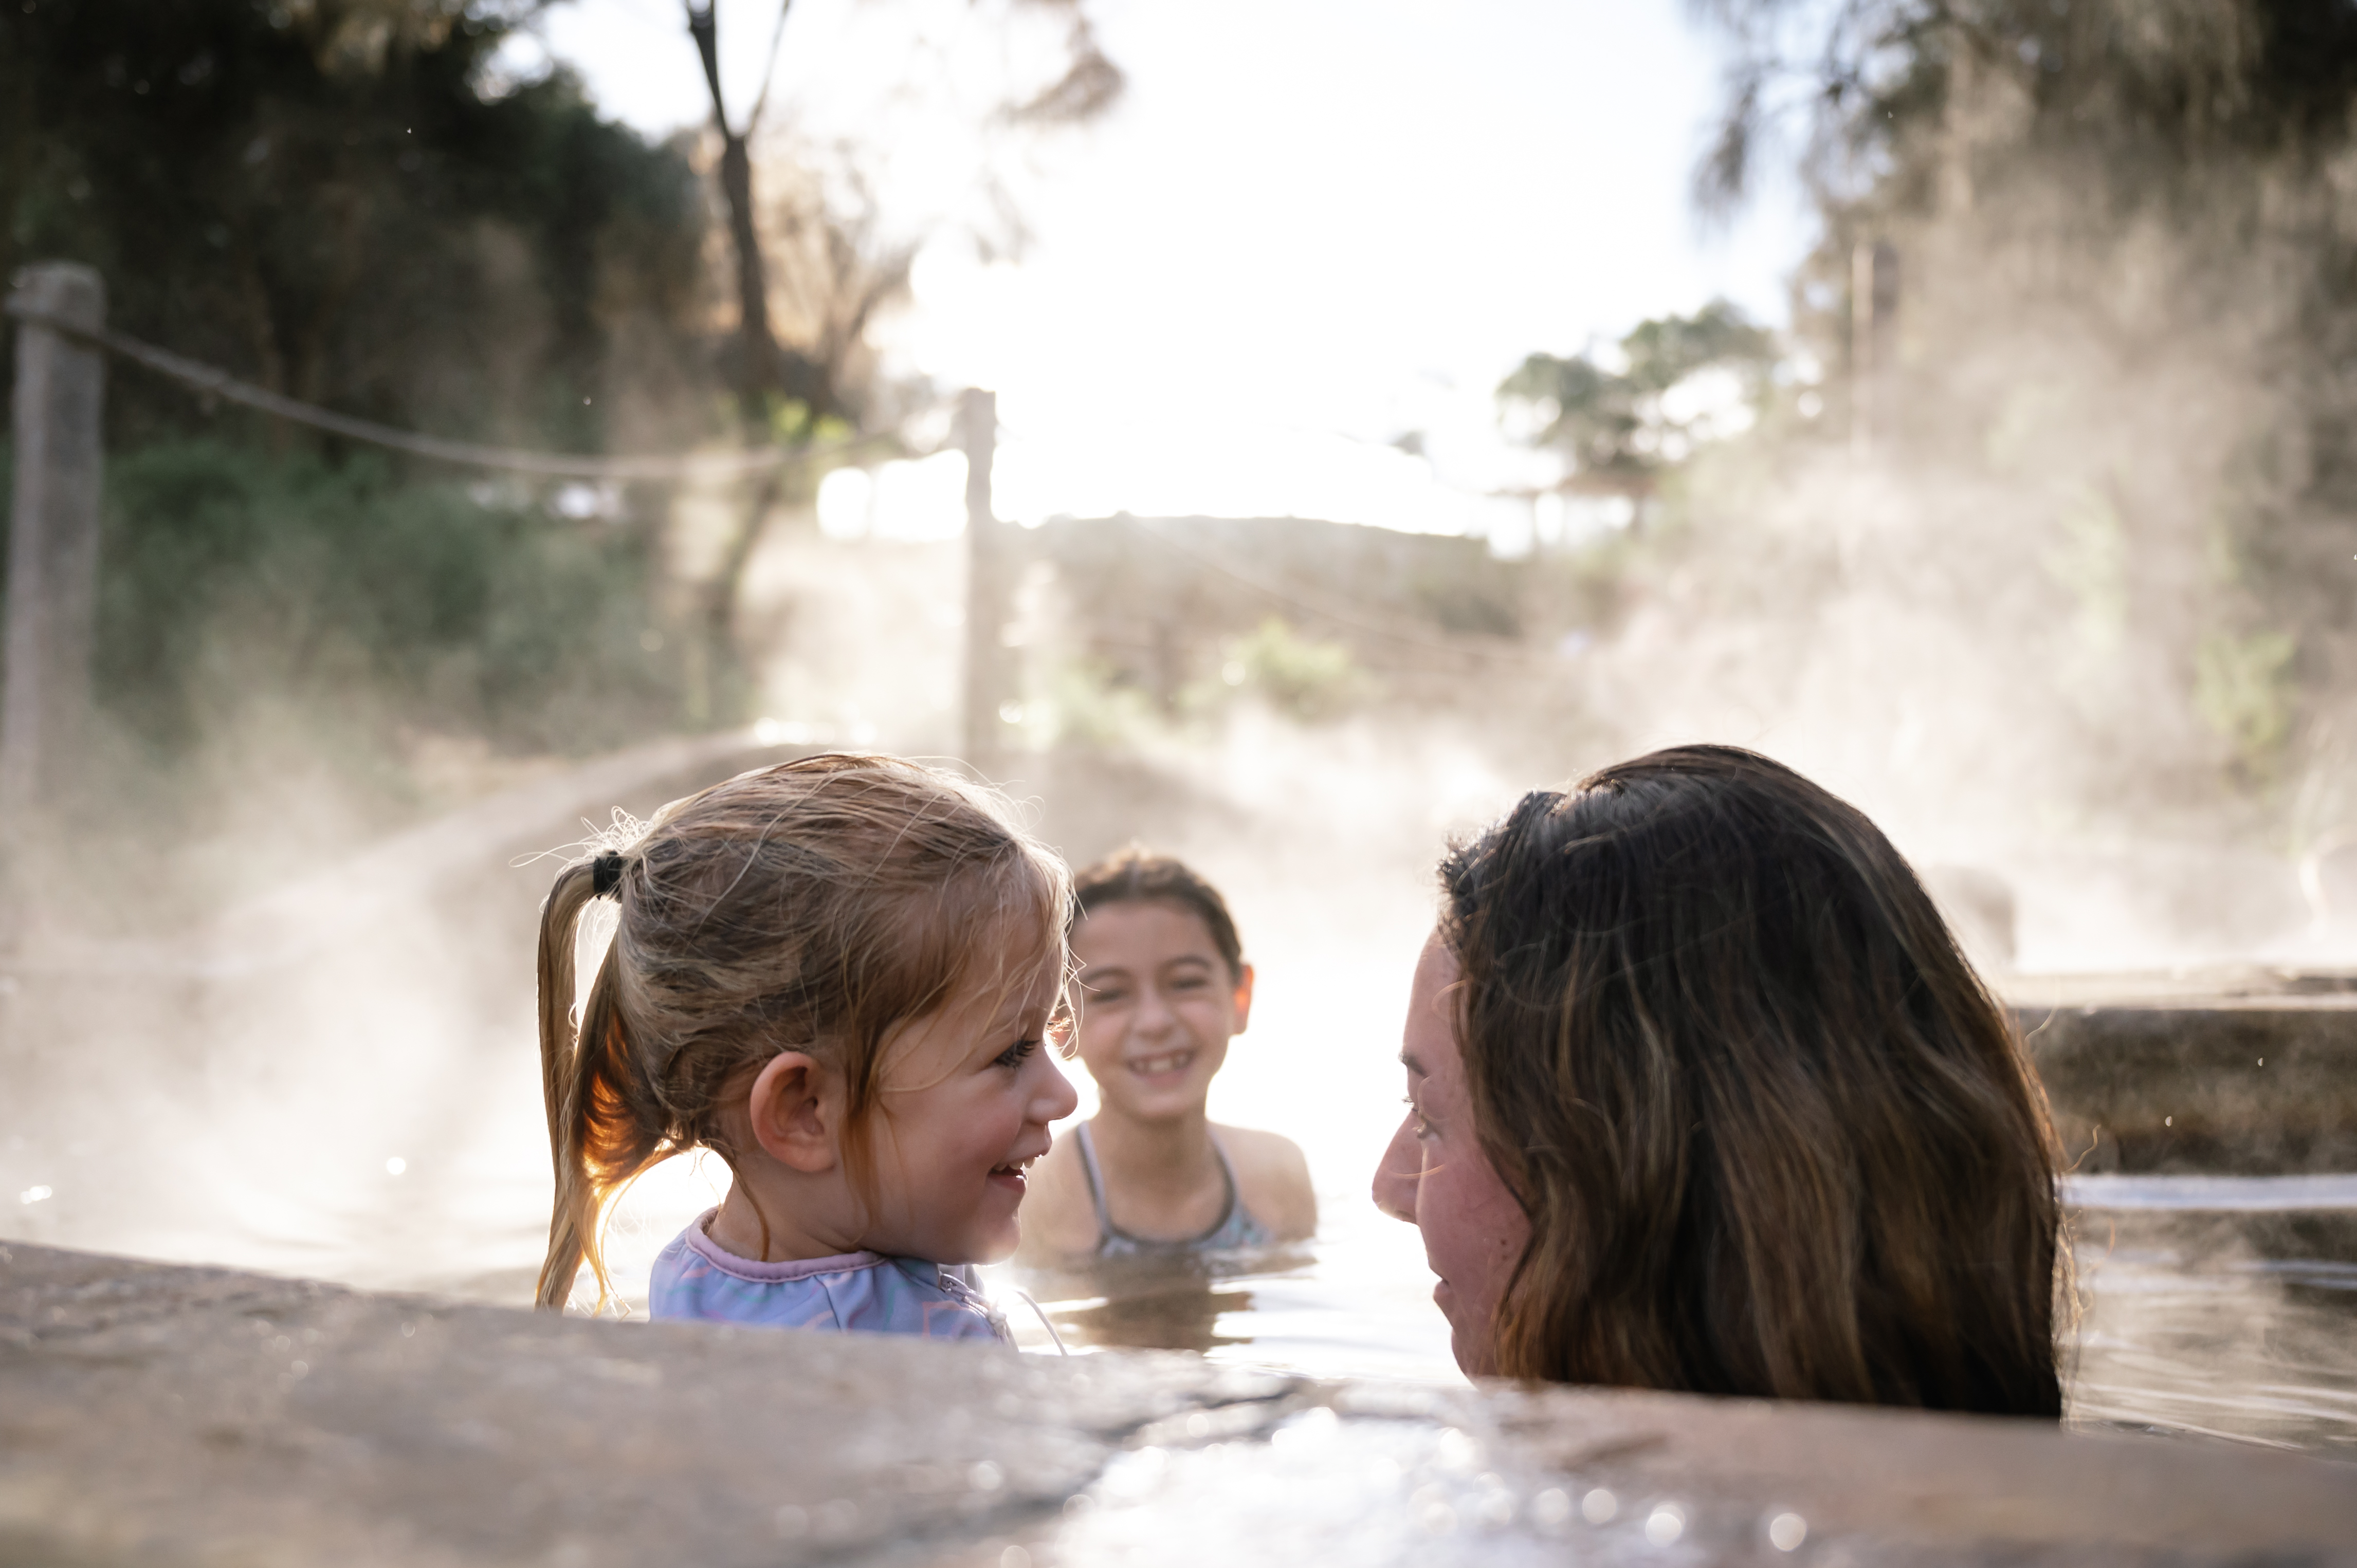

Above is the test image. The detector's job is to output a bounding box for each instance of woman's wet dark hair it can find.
[1439,744,2063,1415]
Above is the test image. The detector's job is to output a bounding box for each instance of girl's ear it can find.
[1231,963,1256,1035]
[745,1051,840,1174]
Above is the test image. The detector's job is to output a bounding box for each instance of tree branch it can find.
[683,2,732,136]
[746,1,796,139]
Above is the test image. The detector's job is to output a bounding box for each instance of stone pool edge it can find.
[3,1241,2352,1567]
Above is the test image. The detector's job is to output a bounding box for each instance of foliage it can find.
[2195,630,2298,785]
[1,0,722,832]
[684,0,1122,425]
[1038,655,1159,751]
[1690,1,2357,216]
[1499,300,1777,479]
[1029,617,1367,751]
[1216,617,1363,723]
[1677,0,2357,798]
[0,0,714,455]
[92,439,686,769]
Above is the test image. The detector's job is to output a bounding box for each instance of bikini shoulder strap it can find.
[1074,1121,1116,1235]
[1207,1127,1243,1204]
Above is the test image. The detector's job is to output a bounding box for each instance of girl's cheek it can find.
[1180,1000,1228,1032]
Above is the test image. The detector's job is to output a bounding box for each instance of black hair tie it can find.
[592,851,627,897]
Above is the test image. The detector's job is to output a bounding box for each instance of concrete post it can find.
[958,388,1009,774]
[4,263,107,820]
[1850,239,1898,459]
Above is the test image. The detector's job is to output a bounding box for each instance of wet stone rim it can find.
[3,1242,2355,1567]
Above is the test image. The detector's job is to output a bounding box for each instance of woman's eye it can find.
[1403,1095,1433,1140]
[994,1038,1039,1071]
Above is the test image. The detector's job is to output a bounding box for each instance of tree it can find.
[679,0,1122,431]
[668,0,1125,720]
[0,0,724,792]
[1680,0,2357,799]
[1688,1,2357,218]
[684,1,820,423]
[1499,300,1777,482]
[0,0,712,456]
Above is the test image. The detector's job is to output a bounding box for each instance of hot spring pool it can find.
[10,926,2351,1461]
[561,1155,2357,1458]
[986,1184,2357,1459]
[11,1107,2353,1459]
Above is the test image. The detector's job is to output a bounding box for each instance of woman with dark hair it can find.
[1373,745,2064,1414]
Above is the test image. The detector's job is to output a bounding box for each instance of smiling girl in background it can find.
[1019,849,1315,1261]
[533,754,1078,1340]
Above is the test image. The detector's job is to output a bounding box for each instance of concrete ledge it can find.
[5,1244,2354,1566]
[2008,972,2357,1173]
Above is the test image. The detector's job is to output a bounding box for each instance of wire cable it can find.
[4,296,883,482]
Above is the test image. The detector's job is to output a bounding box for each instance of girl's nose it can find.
[1371,1113,1422,1224]
[1130,983,1176,1038]
[1032,1049,1081,1123]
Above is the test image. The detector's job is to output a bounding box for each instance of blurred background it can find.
[3,0,2354,1452]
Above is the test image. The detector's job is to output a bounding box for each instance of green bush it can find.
[1220,616,1364,722]
[90,439,686,768]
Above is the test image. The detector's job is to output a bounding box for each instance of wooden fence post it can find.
[4,262,107,825]
[958,388,1010,775]
[1850,239,1899,459]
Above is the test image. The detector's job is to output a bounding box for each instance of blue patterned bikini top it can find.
[1075,1121,1274,1258]
[648,1210,1009,1342]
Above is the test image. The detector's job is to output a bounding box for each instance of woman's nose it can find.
[1371,1114,1422,1223]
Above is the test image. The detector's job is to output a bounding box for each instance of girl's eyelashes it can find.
[993,1037,1040,1071]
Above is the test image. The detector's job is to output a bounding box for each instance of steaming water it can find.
[2,737,2352,1465]
[14,939,2354,1461]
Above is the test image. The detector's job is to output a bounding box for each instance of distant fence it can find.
[4,259,1561,848]
[5,275,821,482]
[0,261,1015,832]
[3,265,106,836]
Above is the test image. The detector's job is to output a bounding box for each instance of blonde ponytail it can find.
[533,856,669,1311]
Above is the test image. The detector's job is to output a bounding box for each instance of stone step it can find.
[2005,970,2357,1175]
[3,1242,2352,1566]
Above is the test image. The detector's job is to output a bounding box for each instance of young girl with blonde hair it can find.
[534,753,1078,1340]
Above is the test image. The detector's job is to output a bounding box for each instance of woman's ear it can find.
[744,1051,840,1174]
[1231,963,1257,1034]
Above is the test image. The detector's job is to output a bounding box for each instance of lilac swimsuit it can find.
[649,1209,1008,1343]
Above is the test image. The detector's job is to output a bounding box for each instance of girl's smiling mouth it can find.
[1126,1049,1196,1080]
[988,1154,1042,1193]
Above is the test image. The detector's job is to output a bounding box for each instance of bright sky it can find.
[527,0,1814,540]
